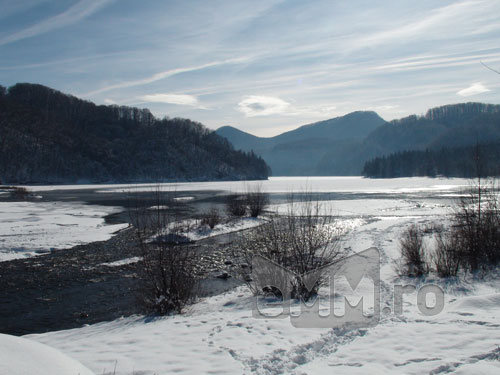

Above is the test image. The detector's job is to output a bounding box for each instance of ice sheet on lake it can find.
[0,201,128,262]
[268,198,451,218]
[22,176,469,195]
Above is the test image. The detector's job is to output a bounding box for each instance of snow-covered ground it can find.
[0,201,128,262]
[25,188,500,375]
[269,197,447,218]
[0,333,94,375]
[100,256,142,267]
[162,216,267,242]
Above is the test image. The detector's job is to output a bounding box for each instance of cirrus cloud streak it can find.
[139,94,199,107]
[0,0,115,46]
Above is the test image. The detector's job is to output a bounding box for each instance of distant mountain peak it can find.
[216,111,387,176]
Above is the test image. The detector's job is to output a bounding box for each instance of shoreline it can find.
[0,179,466,336]
[0,189,245,336]
[0,225,243,336]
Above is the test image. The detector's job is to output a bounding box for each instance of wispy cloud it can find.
[238,96,290,117]
[138,93,205,108]
[0,52,130,71]
[357,0,494,50]
[2,0,500,135]
[84,56,250,97]
[457,83,491,97]
[237,95,340,119]
[0,0,115,46]
[372,51,500,73]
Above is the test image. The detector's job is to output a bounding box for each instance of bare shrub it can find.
[246,184,269,218]
[140,237,197,314]
[201,206,221,229]
[425,178,500,278]
[129,188,197,314]
[399,224,429,277]
[4,186,30,200]
[451,178,500,271]
[235,194,343,301]
[423,223,444,234]
[226,194,247,217]
[433,231,460,277]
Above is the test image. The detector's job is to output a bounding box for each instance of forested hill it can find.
[362,141,500,178]
[363,102,500,153]
[217,102,500,176]
[0,83,269,184]
[361,102,500,178]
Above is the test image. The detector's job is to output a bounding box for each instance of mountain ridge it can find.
[217,110,385,145]
[216,111,386,175]
[217,102,500,176]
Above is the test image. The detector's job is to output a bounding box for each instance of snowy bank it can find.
[0,333,94,375]
[168,216,267,242]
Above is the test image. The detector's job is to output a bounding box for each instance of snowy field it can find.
[15,177,499,375]
[0,201,128,262]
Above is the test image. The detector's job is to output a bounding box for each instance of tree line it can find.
[362,141,500,178]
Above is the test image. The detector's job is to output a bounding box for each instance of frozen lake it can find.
[19,176,500,375]
[1,177,470,262]
[23,176,470,194]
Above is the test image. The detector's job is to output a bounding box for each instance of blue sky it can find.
[1,0,499,136]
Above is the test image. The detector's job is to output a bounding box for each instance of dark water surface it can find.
[0,188,243,336]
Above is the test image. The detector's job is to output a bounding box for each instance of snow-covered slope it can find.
[0,333,94,375]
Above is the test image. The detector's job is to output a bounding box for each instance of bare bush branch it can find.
[201,206,221,229]
[129,187,198,314]
[481,61,500,76]
[226,194,247,217]
[433,230,460,277]
[451,178,500,271]
[246,183,269,218]
[234,193,343,300]
[398,224,429,277]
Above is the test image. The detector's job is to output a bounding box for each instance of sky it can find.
[1,0,500,137]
